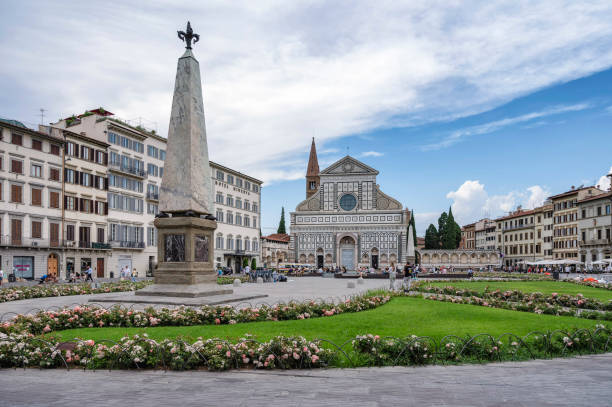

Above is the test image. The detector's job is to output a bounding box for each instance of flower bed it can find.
[0,281,152,303]
[413,285,612,311]
[473,272,553,281]
[565,279,612,291]
[0,294,391,336]
[0,326,609,370]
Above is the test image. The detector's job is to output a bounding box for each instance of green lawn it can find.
[49,297,607,344]
[422,281,612,301]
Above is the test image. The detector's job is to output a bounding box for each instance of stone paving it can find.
[0,278,389,318]
[0,353,610,406]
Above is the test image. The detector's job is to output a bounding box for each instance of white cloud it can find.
[422,103,591,150]
[446,180,550,225]
[2,2,612,182]
[360,151,384,157]
[597,166,612,190]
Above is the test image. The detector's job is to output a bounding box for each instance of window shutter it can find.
[104,201,108,215]
[104,152,108,165]
[64,195,68,209]
[95,201,99,214]
[74,143,80,157]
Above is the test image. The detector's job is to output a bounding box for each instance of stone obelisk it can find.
[137,22,231,298]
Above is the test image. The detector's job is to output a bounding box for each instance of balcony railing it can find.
[503,222,534,232]
[108,162,147,178]
[146,191,159,201]
[110,240,145,249]
[580,238,611,246]
[0,236,111,249]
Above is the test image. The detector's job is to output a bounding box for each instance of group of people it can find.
[66,266,94,283]
[384,262,420,291]
[120,265,137,282]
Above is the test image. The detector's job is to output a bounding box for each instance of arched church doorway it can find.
[339,236,356,271]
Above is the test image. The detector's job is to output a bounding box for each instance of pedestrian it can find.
[0,268,3,286]
[131,268,137,282]
[85,265,93,282]
[403,262,411,292]
[389,262,396,290]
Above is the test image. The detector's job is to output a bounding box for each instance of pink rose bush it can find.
[1,294,391,336]
[0,281,151,303]
[411,285,612,320]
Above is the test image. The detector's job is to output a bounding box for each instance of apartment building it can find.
[495,204,553,267]
[0,119,64,279]
[261,233,290,268]
[578,189,612,263]
[212,162,262,272]
[474,218,496,250]
[53,109,164,277]
[549,186,605,260]
[460,223,475,249]
[55,127,111,278]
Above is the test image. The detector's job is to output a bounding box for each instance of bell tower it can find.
[306,137,320,198]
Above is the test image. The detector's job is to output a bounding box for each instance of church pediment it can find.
[320,156,379,176]
[295,190,321,212]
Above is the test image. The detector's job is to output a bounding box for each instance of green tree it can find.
[242,257,249,268]
[437,212,448,248]
[425,224,439,249]
[277,207,286,234]
[250,258,257,270]
[410,210,417,248]
[442,207,457,249]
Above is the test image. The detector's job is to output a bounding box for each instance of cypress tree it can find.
[277,207,286,234]
[425,224,439,249]
[437,212,448,248]
[410,210,417,247]
[443,207,457,249]
[251,258,257,270]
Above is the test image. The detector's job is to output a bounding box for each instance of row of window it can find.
[109,223,144,244]
[65,169,107,189]
[109,152,145,175]
[581,228,612,242]
[503,244,541,256]
[214,235,259,252]
[108,132,144,154]
[3,132,61,156]
[214,209,257,228]
[147,163,163,177]
[215,170,259,192]
[1,218,105,245]
[554,213,578,224]
[146,145,166,161]
[553,199,578,211]
[108,193,144,214]
[581,205,612,218]
[109,174,143,193]
[3,157,63,181]
[553,239,578,249]
[215,193,258,212]
[554,226,578,237]
[65,142,107,165]
[64,196,107,215]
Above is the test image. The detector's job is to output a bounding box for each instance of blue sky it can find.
[262,69,612,235]
[1,1,612,235]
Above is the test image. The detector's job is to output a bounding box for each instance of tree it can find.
[277,207,286,234]
[251,258,257,270]
[425,224,439,249]
[442,207,457,249]
[242,257,249,268]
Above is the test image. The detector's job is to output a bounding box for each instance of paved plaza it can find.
[0,278,388,318]
[0,353,609,406]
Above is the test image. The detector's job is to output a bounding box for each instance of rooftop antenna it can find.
[39,108,46,124]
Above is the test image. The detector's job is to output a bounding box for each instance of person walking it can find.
[85,265,93,282]
[403,262,411,292]
[389,262,397,290]
[131,268,137,282]
[0,268,3,286]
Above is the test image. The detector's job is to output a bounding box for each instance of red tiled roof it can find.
[548,186,599,200]
[263,233,290,243]
[578,191,612,203]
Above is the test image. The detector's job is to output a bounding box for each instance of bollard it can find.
[357,277,364,285]
[233,279,242,287]
[257,277,264,284]
[347,281,356,289]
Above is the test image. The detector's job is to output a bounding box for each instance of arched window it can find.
[245,238,250,251]
[252,239,258,252]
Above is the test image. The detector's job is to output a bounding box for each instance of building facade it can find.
[578,190,612,264]
[290,141,414,270]
[0,120,65,279]
[495,204,553,267]
[460,223,475,249]
[211,161,262,272]
[419,249,500,269]
[549,186,605,261]
[261,233,290,268]
[474,219,496,251]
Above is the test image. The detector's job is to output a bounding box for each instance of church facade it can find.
[289,139,414,270]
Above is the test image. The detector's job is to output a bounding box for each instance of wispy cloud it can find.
[421,103,591,151]
[360,151,384,157]
[2,3,612,183]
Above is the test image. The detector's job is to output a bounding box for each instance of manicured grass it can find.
[49,297,606,344]
[423,281,612,301]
